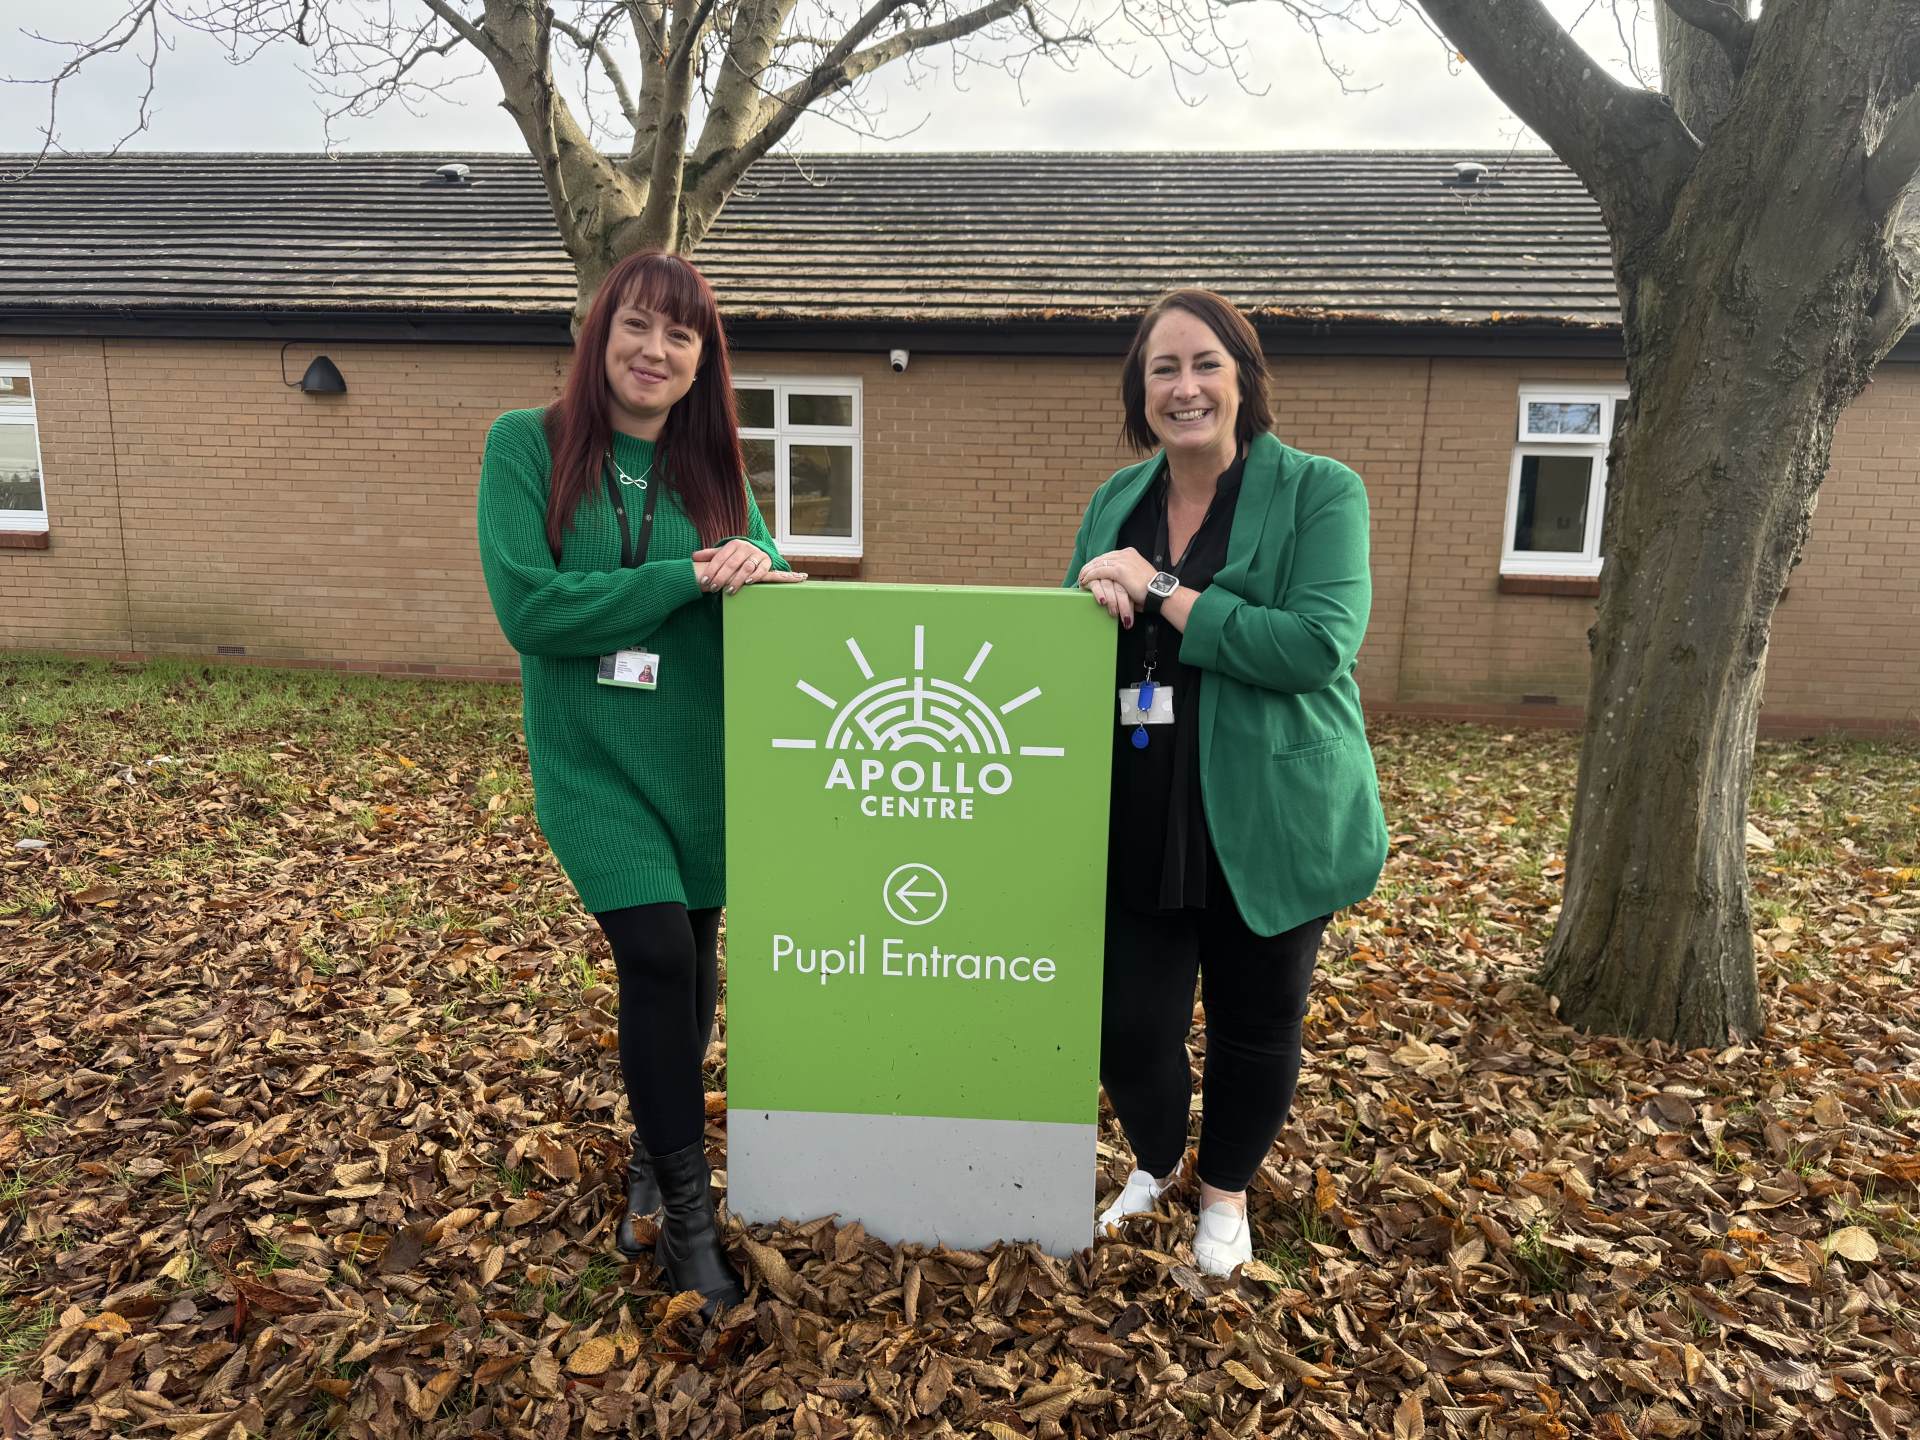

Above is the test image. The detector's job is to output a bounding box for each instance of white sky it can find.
[0,2,1657,156]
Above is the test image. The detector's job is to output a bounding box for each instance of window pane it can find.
[789,444,854,538]
[1526,400,1602,436]
[1513,454,1592,553]
[742,436,776,532]
[0,374,31,403]
[735,387,775,429]
[787,392,854,428]
[0,424,43,514]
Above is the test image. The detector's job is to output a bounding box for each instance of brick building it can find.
[1,152,1914,730]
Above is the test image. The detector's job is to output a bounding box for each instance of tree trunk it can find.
[1654,6,1738,140]
[1535,359,1794,1046]
[1539,1,1913,1047]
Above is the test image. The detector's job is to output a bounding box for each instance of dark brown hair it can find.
[543,251,747,558]
[1119,289,1274,454]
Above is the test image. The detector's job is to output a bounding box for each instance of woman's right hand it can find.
[692,542,808,595]
[1088,576,1134,629]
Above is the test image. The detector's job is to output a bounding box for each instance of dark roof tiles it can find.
[0,150,1617,328]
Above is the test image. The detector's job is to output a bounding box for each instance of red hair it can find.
[543,252,747,558]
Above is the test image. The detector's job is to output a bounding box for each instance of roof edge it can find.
[3,307,1911,362]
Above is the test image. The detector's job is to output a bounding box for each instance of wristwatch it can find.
[1143,570,1179,615]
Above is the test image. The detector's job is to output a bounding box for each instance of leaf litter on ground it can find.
[1,657,1917,1438]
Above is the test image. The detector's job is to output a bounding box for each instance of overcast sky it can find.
[1,2,1656,157]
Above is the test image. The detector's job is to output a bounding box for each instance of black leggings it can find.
[593,903,722,1158]
[1100,878,1329,1193]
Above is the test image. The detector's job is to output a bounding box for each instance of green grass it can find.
[0,1303,56,1380]
[2,656,492,747]
[170,1150,214,1207]
[254,1234,296,1276]
[300,935,341,977]
[1513,1221,1573,1294]
[1257,1203,1338,1285]
[2,1160,73,1217]
[569,1254,625,1318]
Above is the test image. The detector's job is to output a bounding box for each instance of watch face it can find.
[1149,572,1178,598]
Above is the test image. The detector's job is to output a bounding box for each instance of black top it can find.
[1108,452,1246,913]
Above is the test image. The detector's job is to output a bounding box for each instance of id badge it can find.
[1119,684,1174,725]
[597,649,660,690]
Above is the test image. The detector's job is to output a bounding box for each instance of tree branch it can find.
[1,0,162,182]
[477,0,634,270]
[1661,0,1753,76]
[628,0,670,161]
[1867,87,1920,217]
[552,11,640,128]
[687,0,803,189]
[1866,195,1920,357]
[695,0,1020,212]
[668,0,722,72]
[637,0,702,245]
[1418,0,1701,245]
[419,0,502,65]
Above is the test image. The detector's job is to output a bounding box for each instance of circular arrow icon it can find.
[882,862,949,927]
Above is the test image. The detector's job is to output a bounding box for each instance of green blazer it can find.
[1065,430,1389,936]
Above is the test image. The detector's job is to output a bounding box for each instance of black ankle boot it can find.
[615,1138,663,1259]
[648,1140,744,1317]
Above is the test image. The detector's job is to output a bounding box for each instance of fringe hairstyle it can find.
[1119,289,1274,454]
[543,252,747,558]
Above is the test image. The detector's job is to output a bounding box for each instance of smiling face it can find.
[1141,307,1242,466]
[602,298,704,439]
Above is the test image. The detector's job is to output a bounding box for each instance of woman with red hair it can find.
[478,251,801,1317]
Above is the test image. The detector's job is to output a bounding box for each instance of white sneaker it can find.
[1193,1202,1252,1276]
[1096,1168,1178,1230]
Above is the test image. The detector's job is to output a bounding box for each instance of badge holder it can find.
[595,453,664,693]
[1119,670,1174,747]
[598,650,660,689]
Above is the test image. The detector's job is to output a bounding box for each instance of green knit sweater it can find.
[476,407,789,913]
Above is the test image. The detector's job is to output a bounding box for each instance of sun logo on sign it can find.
[771,625,1065,758]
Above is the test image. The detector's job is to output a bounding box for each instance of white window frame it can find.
[0,360,48,533]
[734,377,863,558]
[1500,385,1628,578]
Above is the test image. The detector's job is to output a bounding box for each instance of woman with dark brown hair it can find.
[477,251,802,1317]
[1067,289,1387,1276]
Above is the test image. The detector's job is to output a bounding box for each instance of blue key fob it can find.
[1131,725,1149,750]
[1137,679,1156,711]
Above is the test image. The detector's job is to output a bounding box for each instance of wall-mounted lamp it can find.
[280,343,348,395]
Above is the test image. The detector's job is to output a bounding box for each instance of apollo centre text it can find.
[825,757,1011,821]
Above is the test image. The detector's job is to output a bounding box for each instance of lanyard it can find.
[1141,481,1215,678]
[603,457,660,570]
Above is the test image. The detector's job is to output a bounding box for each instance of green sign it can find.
[724,583,1114,1253]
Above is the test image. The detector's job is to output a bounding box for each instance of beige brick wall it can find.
[0,340,131,650]
[1767,373,1920,725]
[1396,358,1626,710]
[2,336,1914,728]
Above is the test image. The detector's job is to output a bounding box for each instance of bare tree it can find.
[4,0,1392,315]
[1409,0,1920,1046]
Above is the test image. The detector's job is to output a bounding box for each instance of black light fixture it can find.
[279,342,348,395]
[299,355,347,394]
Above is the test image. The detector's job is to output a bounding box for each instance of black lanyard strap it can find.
[603,457,661,570]
[1142,481,1217,676]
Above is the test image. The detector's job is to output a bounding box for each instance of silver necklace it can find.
[610,451,653,489]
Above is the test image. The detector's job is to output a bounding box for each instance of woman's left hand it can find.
[694,540,779,595]
[1077,547,1156,607]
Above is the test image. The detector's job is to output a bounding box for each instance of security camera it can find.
[889,348,909,373]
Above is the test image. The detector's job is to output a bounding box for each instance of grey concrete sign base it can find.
[728,1108,1097,1257]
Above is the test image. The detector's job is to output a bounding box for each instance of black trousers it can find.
[1100,876,1330,1193]
[593,903,722,1158]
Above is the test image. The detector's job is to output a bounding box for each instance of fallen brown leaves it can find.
[2,661,1917,1438]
